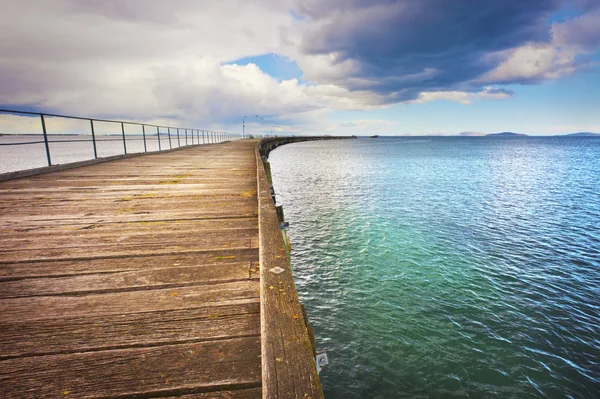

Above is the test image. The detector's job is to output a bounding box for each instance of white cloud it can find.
[0,0,314,130]
[480,44,578,83]
[480,11,600,85]
[411,88,513,105]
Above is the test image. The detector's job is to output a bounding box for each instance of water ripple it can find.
[269,137,600,398]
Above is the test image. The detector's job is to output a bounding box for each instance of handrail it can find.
[0,108,239,169]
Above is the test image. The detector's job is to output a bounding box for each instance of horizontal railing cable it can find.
[0,108,239,169]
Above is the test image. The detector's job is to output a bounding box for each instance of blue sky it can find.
[228,49,599,135]
[1,0,599,136]
[225,54,304,83]
[322,70,600,135]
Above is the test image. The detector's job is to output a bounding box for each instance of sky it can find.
[1,0,599,136]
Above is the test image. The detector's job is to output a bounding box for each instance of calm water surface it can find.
[269,137,600,398]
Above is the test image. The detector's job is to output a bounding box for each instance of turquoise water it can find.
[268,137,600,398]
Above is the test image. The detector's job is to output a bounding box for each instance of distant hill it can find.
[486,132,528,137]
[563,132,600,137]
[459,131,486,136]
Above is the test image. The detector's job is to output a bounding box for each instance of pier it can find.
[0,137,337,398]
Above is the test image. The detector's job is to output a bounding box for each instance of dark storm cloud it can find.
[294,0,594,98]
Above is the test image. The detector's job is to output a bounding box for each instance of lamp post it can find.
[243,115,264,139]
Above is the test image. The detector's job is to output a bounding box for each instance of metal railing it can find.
[0,109,239,171]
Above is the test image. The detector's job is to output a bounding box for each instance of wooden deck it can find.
[0,140,264,398]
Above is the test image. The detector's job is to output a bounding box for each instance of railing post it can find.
[40,114,52,166]
[157,126,161,151]
[90,119,98,159]
[177,128,181,147]
[202,130,205,144]
[121,122,127,155]
[185,128,188,146]
[142,124,147,153]
[168,127,172,149]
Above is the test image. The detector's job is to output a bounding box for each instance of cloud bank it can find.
[0,0,599,133]
[290,0,600,100]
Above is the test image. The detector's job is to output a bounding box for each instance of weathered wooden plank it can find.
[0,248,258,279]
[0,336,262,398]
[0,187,258,203]
[0,217,258,243]
[0,227,258,252]
[0,216,258,233]
[0,198,258,212]
[256,147,323,398]
[0,210,259,228]
[0,216,257,235]
[0,262,259,298]
[0,280,259,322]
[0,302,260,359]
[0,204,258,219]
[0,234,258,263]
[0,175,257,188]
[0,199,258,219]
[162,388,261,399]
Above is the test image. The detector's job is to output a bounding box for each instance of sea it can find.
[268,137,600,398]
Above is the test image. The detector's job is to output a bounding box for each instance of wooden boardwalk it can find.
[0,140,265,398]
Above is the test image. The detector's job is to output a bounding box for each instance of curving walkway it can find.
[0,140,262,398]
